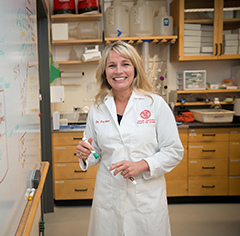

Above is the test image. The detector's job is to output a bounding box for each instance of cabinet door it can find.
[170,0,218,61]
[165,142,188,196]
[217,0,240,59]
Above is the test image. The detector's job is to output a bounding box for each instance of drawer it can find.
[229,176,240,196]
[54,163,98,180]
[53,145,79,163]
[188,142,228,159]
[229,142,240,159]
[188,159,228,176]
[188,128,229,142]
[52,132,83,145]
[165,155,188,196]
[54,179,95,200]
[188,176,228,196]
[179,129,188,142]
[229,128,240,142]
[229,159,240,176]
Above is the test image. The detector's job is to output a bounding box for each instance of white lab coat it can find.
[79,91,184,236]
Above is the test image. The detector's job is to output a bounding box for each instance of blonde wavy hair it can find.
[95,41,153,107]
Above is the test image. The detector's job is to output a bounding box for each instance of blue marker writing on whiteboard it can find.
[82,137,99,159]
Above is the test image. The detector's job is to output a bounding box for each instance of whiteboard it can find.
[0,0,41,235]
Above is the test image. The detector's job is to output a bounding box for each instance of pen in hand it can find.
[82,137,99,159]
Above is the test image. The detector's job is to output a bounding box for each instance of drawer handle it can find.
[75,189,88,192]
[74,170,86,173]
[202,166,215,169]
[73,137,82,140]
[202,134,216,136]
[74,153,77,155]
[202,185,215,188]
[202,149,215,152]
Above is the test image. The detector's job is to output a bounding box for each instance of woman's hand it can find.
[109,160,149,179]
[76,137,94,162]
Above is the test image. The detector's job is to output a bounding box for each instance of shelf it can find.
[184,19,214,24]
[177,89,240,94]
[56,60,100,65]
[51,14,102,23]
[105,36,178,46]
[52,39,102,45]
[175,101,234,106]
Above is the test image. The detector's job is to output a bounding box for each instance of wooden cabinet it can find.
[170,0,240,61]
[165,129,188,196]
[52,132,98,200]
[229,128,240,195]
[188,128,229,196]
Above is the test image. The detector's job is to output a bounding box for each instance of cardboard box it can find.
[52,23,68,40]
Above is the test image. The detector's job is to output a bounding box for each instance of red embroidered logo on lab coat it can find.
[137,110,155,124]
[140,110,151,119]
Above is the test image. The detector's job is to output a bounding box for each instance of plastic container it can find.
[189,109,235,123]
[105,0,129,37]
[68,21,99,39]
[153,6,173,36]
[54,0,76,14]
[129,0,153,37]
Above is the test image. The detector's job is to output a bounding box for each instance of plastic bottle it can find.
[105,0,129,37]
[153,6,173,36]
[68,21,99,39]
[129,0,153,37]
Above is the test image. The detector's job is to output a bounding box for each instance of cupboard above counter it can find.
[170,0,240,61]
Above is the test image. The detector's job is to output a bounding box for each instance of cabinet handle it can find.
[202,134,216,136]
[215,43,218,56]
[202,166,215,169]
[75,188,88,191]
[74,170,86,173]
[219,43,223,55]
[73,137,82,140]
[202,185,215,188]
[202,149,215,152]
[74,153,77,155]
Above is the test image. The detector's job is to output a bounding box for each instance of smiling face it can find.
[105,49,135,96]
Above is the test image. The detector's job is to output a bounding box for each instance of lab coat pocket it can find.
[135,177,164,214]
[94,171,113,209]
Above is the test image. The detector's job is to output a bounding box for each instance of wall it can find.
[50,0,169,114]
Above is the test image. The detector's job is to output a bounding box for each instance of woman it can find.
[76,41,183,236]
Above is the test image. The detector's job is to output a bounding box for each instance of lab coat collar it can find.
[103,91,145,129]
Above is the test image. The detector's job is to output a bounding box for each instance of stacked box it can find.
[223,32,239,54]
[184,24,201,55]
[200,25,213,54]
[232,28,240,53]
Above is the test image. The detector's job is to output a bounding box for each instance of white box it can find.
[190,109,235,123]
[184,41,201,47]
[183,70,206,90]
[184,30,201,36]
[201,25,213,31]
[184,24,201,30]
[184,47,201,54]
[223,34,238,40]
[52,23,68,40]
[184,36,201,42]
[201,31,213,37]
[201,37,213,43]
[224,40,238,46]
[201,42,213,47]
[223,10,233,19]
[201,47,213,53]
